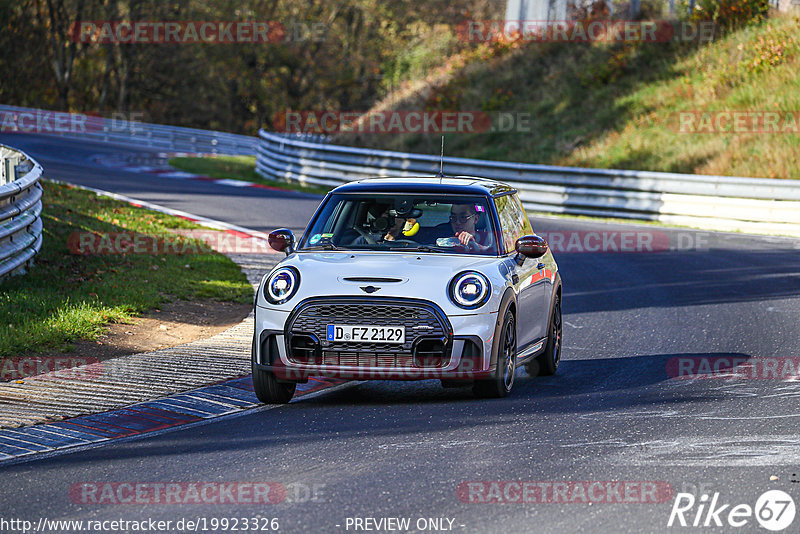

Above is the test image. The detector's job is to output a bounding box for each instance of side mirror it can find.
[515,234,548,259]
[268,228,295,255]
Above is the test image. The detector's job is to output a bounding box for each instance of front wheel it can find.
[252,363,296,404]
[474,310,516,398]
[533,295,561,377]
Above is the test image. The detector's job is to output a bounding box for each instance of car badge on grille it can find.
[360,285,380,294]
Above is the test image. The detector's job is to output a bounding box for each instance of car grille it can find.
[286,299,451,368]
[321,352,415,368]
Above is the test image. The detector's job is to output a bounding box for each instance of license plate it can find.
[327,324,405,344]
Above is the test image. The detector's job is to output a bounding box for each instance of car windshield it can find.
[300,194,498,256]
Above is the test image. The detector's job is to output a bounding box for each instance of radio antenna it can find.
[437,135,445,180]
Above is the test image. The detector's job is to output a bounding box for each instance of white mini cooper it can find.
[252,177,562,403]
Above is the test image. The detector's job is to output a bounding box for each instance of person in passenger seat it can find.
[429,203,494,253]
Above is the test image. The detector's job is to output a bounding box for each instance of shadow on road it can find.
[0,351,756,472]
[561,248,800,313]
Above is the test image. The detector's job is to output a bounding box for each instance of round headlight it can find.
[449,271,491,309]
[264,267,299,304]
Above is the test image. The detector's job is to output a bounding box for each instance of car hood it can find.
[259,251,508,314]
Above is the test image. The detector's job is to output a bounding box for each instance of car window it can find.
[300,194,498,255]
[414,202,450,227]
[494,193,532,254]
[514,194,534,236]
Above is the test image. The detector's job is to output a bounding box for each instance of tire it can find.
[533,294,561,377]
[251,335,296,404]
[473,309,516,398]
[252,363,297,404]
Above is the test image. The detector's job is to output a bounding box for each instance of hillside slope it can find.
[337,14,800,179]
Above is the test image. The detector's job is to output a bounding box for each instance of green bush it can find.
[694,0,769,30]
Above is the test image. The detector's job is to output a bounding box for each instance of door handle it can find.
[512,273,519,284]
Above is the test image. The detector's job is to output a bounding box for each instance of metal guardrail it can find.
[0,144,43,280]
[0,104,257,155]
[256,130,800,237]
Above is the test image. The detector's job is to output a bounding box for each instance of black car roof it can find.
[330,176,516,197]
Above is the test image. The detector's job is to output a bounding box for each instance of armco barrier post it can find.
[2,156,18,186]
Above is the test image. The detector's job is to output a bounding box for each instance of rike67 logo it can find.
[668,489,795,531]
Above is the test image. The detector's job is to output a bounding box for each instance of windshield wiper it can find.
[389,245,446,253]
[303,243,341,251]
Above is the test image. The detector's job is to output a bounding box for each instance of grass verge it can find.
[0,182,253,358]
[169,155,330,195]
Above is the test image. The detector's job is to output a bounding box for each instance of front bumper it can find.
[254,297,497,381]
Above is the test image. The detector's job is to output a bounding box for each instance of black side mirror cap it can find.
[268,228,295,256]
[515,234,548,259]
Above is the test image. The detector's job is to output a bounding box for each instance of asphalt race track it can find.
[2,132,800,533]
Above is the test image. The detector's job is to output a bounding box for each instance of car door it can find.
[494,193,548,349]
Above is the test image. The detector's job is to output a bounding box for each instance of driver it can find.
[349,204,406,245]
